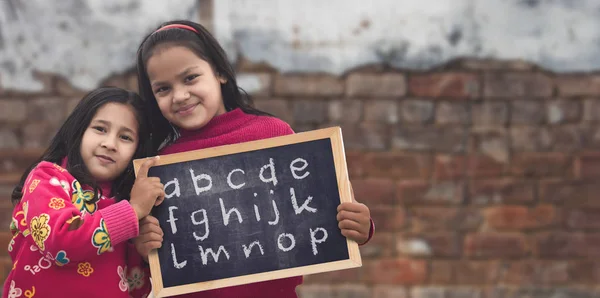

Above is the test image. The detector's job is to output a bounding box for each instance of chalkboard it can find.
[133,127,361,298]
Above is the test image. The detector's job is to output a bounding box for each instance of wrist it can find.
[130,202,143,220]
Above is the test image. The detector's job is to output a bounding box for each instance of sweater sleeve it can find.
[21,162,139,264]
[126,242,153,298]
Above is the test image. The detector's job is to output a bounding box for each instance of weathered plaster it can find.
[1,0,600,91]
[215,0,600,74]
[0,0,197,91]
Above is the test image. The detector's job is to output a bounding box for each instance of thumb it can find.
[137,156,159,178]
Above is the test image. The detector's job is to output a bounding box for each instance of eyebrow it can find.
[151,66,200,88]
[91,119,137,135]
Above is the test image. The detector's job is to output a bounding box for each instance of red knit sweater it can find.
[3,161,151,298]
[160,108,302,298]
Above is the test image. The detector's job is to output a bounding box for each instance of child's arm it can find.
[22,162,140,263]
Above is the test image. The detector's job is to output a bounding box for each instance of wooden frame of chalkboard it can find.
[133,127,362,298]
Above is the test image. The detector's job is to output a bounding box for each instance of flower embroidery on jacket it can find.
[71,180,97,214]
[29,214,51,251]
[77,262,94,277]
[92,219,111,255]
[127,266,145,290]
[54,250,70,266]
[48,198,66,210]
[8,237,15,252]
[28,179,40,193]
[118,266,129,292]
[8,280,22,298]
[53,163,66,172]
[49,177,70,195]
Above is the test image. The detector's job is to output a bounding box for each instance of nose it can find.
[100,135,117,151]
[173,86,190,104]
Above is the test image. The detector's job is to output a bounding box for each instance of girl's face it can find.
[80,102,139,182]
[146,46,227,131]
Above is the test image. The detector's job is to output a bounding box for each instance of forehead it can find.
[146,46,212,81]
[92,102,139,132]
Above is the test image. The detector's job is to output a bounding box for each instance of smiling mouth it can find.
[176,104,196,114]
[96,155,115,163]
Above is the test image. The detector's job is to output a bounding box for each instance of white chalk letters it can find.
[165,156,332,269]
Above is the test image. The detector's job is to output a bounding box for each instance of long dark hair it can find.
[11,87,152,205]
[136,20,271,153]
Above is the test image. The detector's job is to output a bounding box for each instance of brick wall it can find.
[2,58,600,297]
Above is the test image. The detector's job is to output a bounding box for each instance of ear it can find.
[217,73,227,84]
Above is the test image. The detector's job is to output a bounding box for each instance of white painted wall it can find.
[1,0,599,91]
[215,0,600,74]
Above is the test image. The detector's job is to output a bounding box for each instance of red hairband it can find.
[154,24,198,34]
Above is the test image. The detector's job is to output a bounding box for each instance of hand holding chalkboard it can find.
[133,127,362,298]
[130,156,166,219]
[135,215,164,262]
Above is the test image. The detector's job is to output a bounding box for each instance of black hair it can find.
[136,20,271,153]
[11,87,152,205]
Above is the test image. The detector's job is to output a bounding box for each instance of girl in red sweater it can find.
[133,20,374,298]
[3,87,166,298]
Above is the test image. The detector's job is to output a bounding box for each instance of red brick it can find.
[464,233,528,258]
[410,207,482,233]
[253,99,293,124]
[433,155,466,179]
[472,101,509,127]
[392,126,468,153]
[302,266,361,284]
[510,153,572,178]
[100,74,128,89]
[469,179,535,205]
[328,99,362,123]
[408,73,479,98]
[483,72,553,98]
[566,208,600,229]
[292,100,327,124]
[569,260,600,284]
[331,285,370,298]
[370,206,406,231]
[459,59,535,71]
[363,152,431,179]
[575,152,600,178]
[0,233,11,256]
[397,180,464,205]
[345,151,365,179]
[399,233,461,258]
[346,73,406,97]
[372,286,408,298]
[364,259,427,285]
[0,201,14,233]
[429,261,454,284]
[547,99,581,124]
[364,100,398,124]
[0,257,12,284]
[55,76,86,97]
[274,74,344,96]
[335,123,390,150]
[454,261,498,285]
[539,180,600,207]
[483,205,560,231]
[0,100,26,123]
[497,261,570,285]
[534,232,600,258]
[434,155,505,179]
[351,178,396,205]
[556,75,600,97]
[359,232,396,259]
[435,102,469,124]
